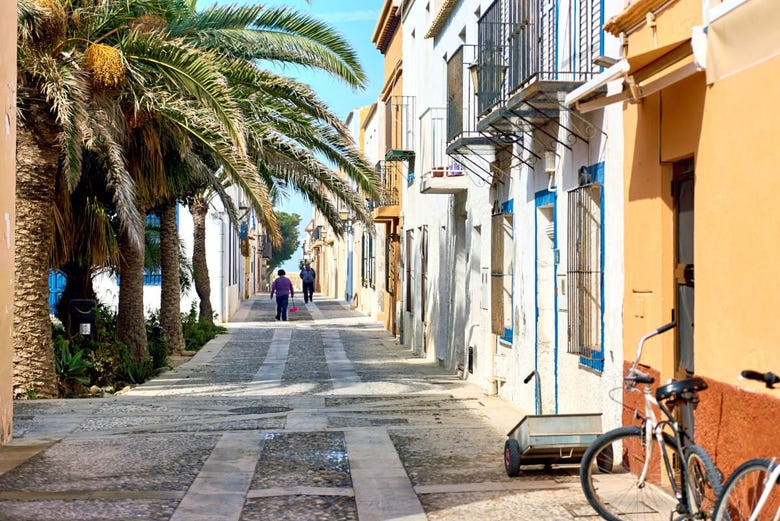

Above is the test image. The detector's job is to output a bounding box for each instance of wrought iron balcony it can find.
[418,106,447,181]
[475,0,602,116]
[372,160,401,209]
[445,44,498,184]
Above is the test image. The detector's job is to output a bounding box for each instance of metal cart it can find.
[503,371,602,477]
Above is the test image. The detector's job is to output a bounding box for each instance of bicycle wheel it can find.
[713,458,780,521]
[580,425,684,521]
[685,444,723,517]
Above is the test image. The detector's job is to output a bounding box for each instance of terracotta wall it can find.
[697,378,780,477]
[0,0,16,444]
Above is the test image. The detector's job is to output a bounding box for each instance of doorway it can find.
[673,158,695,376]
[673,158,695,437]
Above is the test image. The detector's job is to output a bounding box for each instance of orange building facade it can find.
[1,0,16,444]
[601,0,780,473]
[371,0,405,335]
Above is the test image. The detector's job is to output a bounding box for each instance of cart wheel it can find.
[595,443,614,473]
[504,438,522,477]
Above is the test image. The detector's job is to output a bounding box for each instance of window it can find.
[567,166,604,370]
[48,270,66,314]
[361,231,375,288]
[405,229,413,312]
[144,213,162,286]
[491,200,514,344]
[385,234,397,296]
[578,0,603,74]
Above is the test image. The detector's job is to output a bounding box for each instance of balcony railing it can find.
[374,160,401,207]
[475,0,602,115]
[446,45,481,144]
[385,96,415,154]
[419,106,446,177]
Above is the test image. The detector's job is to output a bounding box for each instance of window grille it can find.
[491,210,513,342]
[385,234,398,296]
[362,231,375,289]
[145,213,162,286]
[578,0,603,74]
[421,226,428,318]
[567,183,603,360]
[405,230,413,313]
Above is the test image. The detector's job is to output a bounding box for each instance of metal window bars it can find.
[567,183,603,359]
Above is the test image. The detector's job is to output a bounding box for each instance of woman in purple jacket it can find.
[270,269,295,321]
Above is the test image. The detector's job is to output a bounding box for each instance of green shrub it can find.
[50,300,224,395]
[181,304,225,351]
[53,331,92,395]
[117,353,157,384]
[145,310,169,370]
[62,305,129,388]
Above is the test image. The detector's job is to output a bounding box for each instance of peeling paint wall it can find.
[0,0,16,444]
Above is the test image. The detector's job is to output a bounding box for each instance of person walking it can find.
[270,269,294,321]
[300,261,316,303]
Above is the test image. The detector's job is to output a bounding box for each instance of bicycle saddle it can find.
[655,377,708,402]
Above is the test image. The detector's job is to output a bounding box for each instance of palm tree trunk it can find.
[190,199,214,326]
[117,225,149,362]
[14,107,59,399]
[159,203,185,353]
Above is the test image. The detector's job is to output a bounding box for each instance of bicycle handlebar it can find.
[741,370,779,389]
[627,322,677,384]
[654,322,676,334]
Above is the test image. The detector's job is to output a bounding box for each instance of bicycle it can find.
[580,322,723,521]
[712,370,780,521]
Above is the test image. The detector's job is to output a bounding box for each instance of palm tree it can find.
[157,3,381,325]
[170,3,380,232]
[15,0,141,397]
[16,0,381,394]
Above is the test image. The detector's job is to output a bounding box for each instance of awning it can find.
[565,35,705,113]
[706,0,780,83]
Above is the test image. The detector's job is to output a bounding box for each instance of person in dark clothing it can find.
[270,269,294,321]
[300,261,316,303]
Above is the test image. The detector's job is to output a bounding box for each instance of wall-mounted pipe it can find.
[524,370,542,415]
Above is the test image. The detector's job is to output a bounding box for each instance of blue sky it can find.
[196,0,386,272]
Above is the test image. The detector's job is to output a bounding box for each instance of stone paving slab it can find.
[0,295,649,521]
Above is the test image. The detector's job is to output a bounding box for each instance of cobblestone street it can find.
[0,297,594,520]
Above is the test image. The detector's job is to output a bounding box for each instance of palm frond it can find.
[173,4,365,88]
[146,92,280,243]
[122,30,247,153]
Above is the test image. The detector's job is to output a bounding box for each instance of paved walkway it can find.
[0,296,595,521]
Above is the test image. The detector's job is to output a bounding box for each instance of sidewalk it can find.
[0,296,591,521]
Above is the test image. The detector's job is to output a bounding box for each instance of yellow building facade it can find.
[371,0,405,336]
[608,0,780,472]
[1,0,16,444]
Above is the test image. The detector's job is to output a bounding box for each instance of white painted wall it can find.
[92,185,254,325]
[390,0,629,431]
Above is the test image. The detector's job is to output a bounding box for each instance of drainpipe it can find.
[345,222,354,303]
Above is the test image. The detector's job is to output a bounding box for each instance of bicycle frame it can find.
[627,322,702,517]
[747,458,780,521]
[633,382,696,513]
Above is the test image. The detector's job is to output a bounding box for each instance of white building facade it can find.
[388,0,628,430]
[91,184,263,324]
